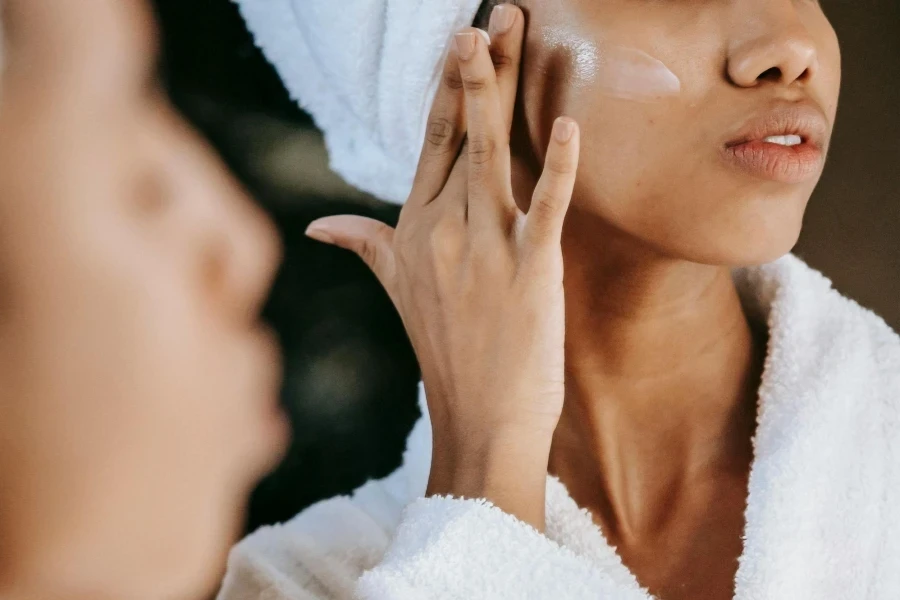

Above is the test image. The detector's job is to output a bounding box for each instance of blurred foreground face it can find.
[0,2,288,599]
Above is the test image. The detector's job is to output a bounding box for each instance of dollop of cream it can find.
[542,27,681,102]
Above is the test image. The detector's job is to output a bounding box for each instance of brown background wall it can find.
[797,0,899,328]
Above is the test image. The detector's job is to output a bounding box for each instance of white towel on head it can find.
[234,0,484,204]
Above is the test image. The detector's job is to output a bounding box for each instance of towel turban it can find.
[235,0,484,204]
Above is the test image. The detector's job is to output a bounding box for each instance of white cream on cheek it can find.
[542,27,681,102]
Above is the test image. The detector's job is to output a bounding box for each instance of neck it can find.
[549,209,764,542]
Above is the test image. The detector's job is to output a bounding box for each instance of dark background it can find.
[152,0,900,532]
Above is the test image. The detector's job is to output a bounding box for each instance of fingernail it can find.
[553,117,576,143]
[490,4,517,35]
[454,32,477,60]
[305,224,334,244]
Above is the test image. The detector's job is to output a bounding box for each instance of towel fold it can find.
[234,0,483,204]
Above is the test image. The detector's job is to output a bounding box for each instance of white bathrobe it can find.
[218,255,900,600]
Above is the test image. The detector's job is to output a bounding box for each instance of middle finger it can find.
[455,29,516,231]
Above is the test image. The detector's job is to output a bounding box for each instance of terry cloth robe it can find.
[218,254,900,600]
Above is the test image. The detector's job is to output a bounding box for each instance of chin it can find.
[150,502,243,600]
[691,222,803,267]
[687,192,809,267]
[644,209,804,268]
[731,204,807,266]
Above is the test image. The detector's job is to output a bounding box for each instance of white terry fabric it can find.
[218,254,900,599]
[233,0,483,205]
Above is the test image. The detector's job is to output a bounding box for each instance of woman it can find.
[0,1,289,598]
[222,0,900,599]
[0,1,573,599]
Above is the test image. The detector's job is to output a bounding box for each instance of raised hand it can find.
[306,4,580,530]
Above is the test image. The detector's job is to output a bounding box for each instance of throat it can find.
[550,257,766,546]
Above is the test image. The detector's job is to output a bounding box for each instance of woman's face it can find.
[0,2,286,598]
[514,0,841,265]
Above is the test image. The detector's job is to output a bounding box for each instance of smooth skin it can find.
[0,2,287,599]
[308,9,581,531]
[0,2,567,600]
[309,1,842,599]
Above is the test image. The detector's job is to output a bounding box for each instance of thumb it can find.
[523,117,580,248]
[306,215,397,294]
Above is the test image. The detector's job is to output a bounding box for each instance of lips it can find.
[722,103,829,184]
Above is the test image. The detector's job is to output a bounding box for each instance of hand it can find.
[305,5,580,530]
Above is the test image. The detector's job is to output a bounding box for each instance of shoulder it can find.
[774,255,900,505]
[739,254,900,493]
[783,254,899,434]
[218,474,405,599]
[218,389,433,600]
[740,254,900,399]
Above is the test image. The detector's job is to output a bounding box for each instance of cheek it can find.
[560,99,813,264]
[556,94,696,206]
[820,33,842,120]
[519,26,822,266]
[804,10,842,119]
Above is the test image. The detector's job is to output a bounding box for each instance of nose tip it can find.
[207,193,283,323]
[728,20,819,88]
[779,38,818,83]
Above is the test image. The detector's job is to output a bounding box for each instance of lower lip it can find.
[723,139,823,184]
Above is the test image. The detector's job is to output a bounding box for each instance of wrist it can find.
[427,426,553,530]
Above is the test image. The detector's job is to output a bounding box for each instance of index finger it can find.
[409,43,468,208]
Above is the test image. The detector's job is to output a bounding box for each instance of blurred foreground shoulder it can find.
[218,400,433,600]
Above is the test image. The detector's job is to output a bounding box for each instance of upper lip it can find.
[725,102,829,149]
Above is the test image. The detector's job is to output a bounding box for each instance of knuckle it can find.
[357,237,381,268]
[470,242,511,276]
[546,156,576,178]
[467,135,498,167]
[531,192,560,221]
[443,68,465,91]
[491,52,515,72]
[462,73,488,93]
[429,218,464,259]
[424,117,457,155]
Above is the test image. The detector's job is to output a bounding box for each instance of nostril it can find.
[759,67,783,82]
